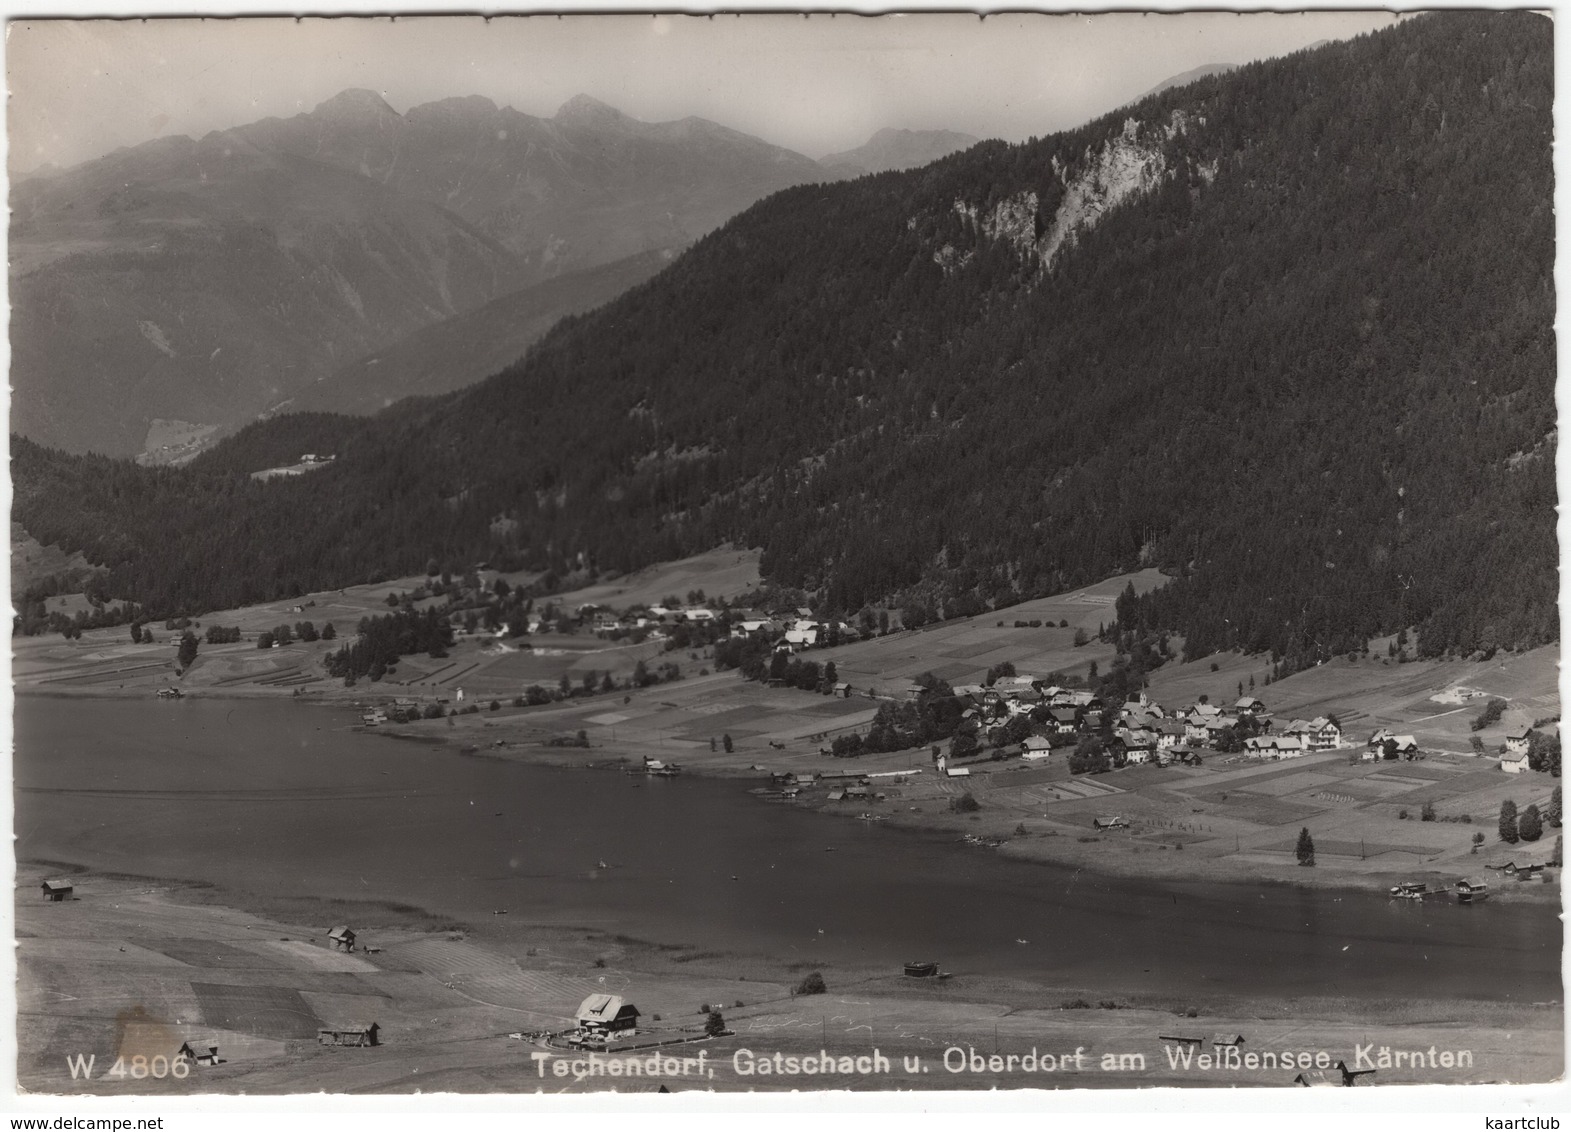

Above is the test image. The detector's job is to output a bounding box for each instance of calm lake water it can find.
[15,696,1561,1002]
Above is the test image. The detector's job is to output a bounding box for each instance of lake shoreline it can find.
[15,857,1564,1094]
[368,717,1566,906]
[15,684,1563,906]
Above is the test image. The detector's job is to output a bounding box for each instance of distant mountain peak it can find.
[819,126,981,176]
[314,88,400,120]
[555,94,630,126]
[404,94,500,125]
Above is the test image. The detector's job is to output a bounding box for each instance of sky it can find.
[5,10,1404,174]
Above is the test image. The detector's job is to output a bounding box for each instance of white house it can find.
[1362,733,1419,761]
[1308,717,1343,750]
[1246,735,1309,759]
[1021,736,1053,761]
[1501,750,1530,774]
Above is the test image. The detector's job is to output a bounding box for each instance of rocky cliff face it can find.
[936,111,1198,279]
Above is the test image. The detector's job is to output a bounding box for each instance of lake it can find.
[14,696,1561,1002]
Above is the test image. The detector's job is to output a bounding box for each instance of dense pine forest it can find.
[12,12,1556,667]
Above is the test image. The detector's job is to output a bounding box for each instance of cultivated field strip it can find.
[390,938,601,1017]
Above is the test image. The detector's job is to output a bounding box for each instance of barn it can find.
[318,1022,379,1047]
[177,1040,220,1066]
[576,994,640,1037]
[41,880,73,902]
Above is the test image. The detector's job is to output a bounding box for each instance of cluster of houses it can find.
[577,600,864,652]
[453,583,889,654]
[930,679,1359,765]
[920,674,1552,775]
[582,603,721,636]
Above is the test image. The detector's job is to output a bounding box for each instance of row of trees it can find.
[1499,790,1561,845]
[257,621,332,649]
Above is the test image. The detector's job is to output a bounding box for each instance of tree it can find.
[601,671,616,694]
[949,792,980,813]
[1295,827,1315,866]
[1381,738,1400,761]
[793,972,826,996]
[722,733,734,753]
[1549,785,1561,829]
[1528,731,1561,773]
[1553,834,1564,867]
[129,622,143,644]
[993,714,1031,750]
[1073,627,1089,647]
[1472,698,1507,731]
[1420,799,1436,822]
[1069,737,1110,775]
[984,661,1016,686]
[1211,726,1242,754]
[705,1010,727,1037]
[709,737,717,752]
[177,631,198,668]
[558,672,573,697]
[824,660,838,685]
[1499,799,1520,843]
[257,631,275,649]
[1519,803,1543,843]
[321,621,337,640]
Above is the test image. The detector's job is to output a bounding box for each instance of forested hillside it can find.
[14,12,1555,666]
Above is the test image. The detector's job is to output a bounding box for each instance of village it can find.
[314,563,1556,901]
[15,549,1562,897]
[14,557,1563,1098]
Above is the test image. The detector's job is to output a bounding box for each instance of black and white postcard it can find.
[7,8,1563,1120]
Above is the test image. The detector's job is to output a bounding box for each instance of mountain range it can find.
[10,93,980,455]
[13,11,1556,667]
